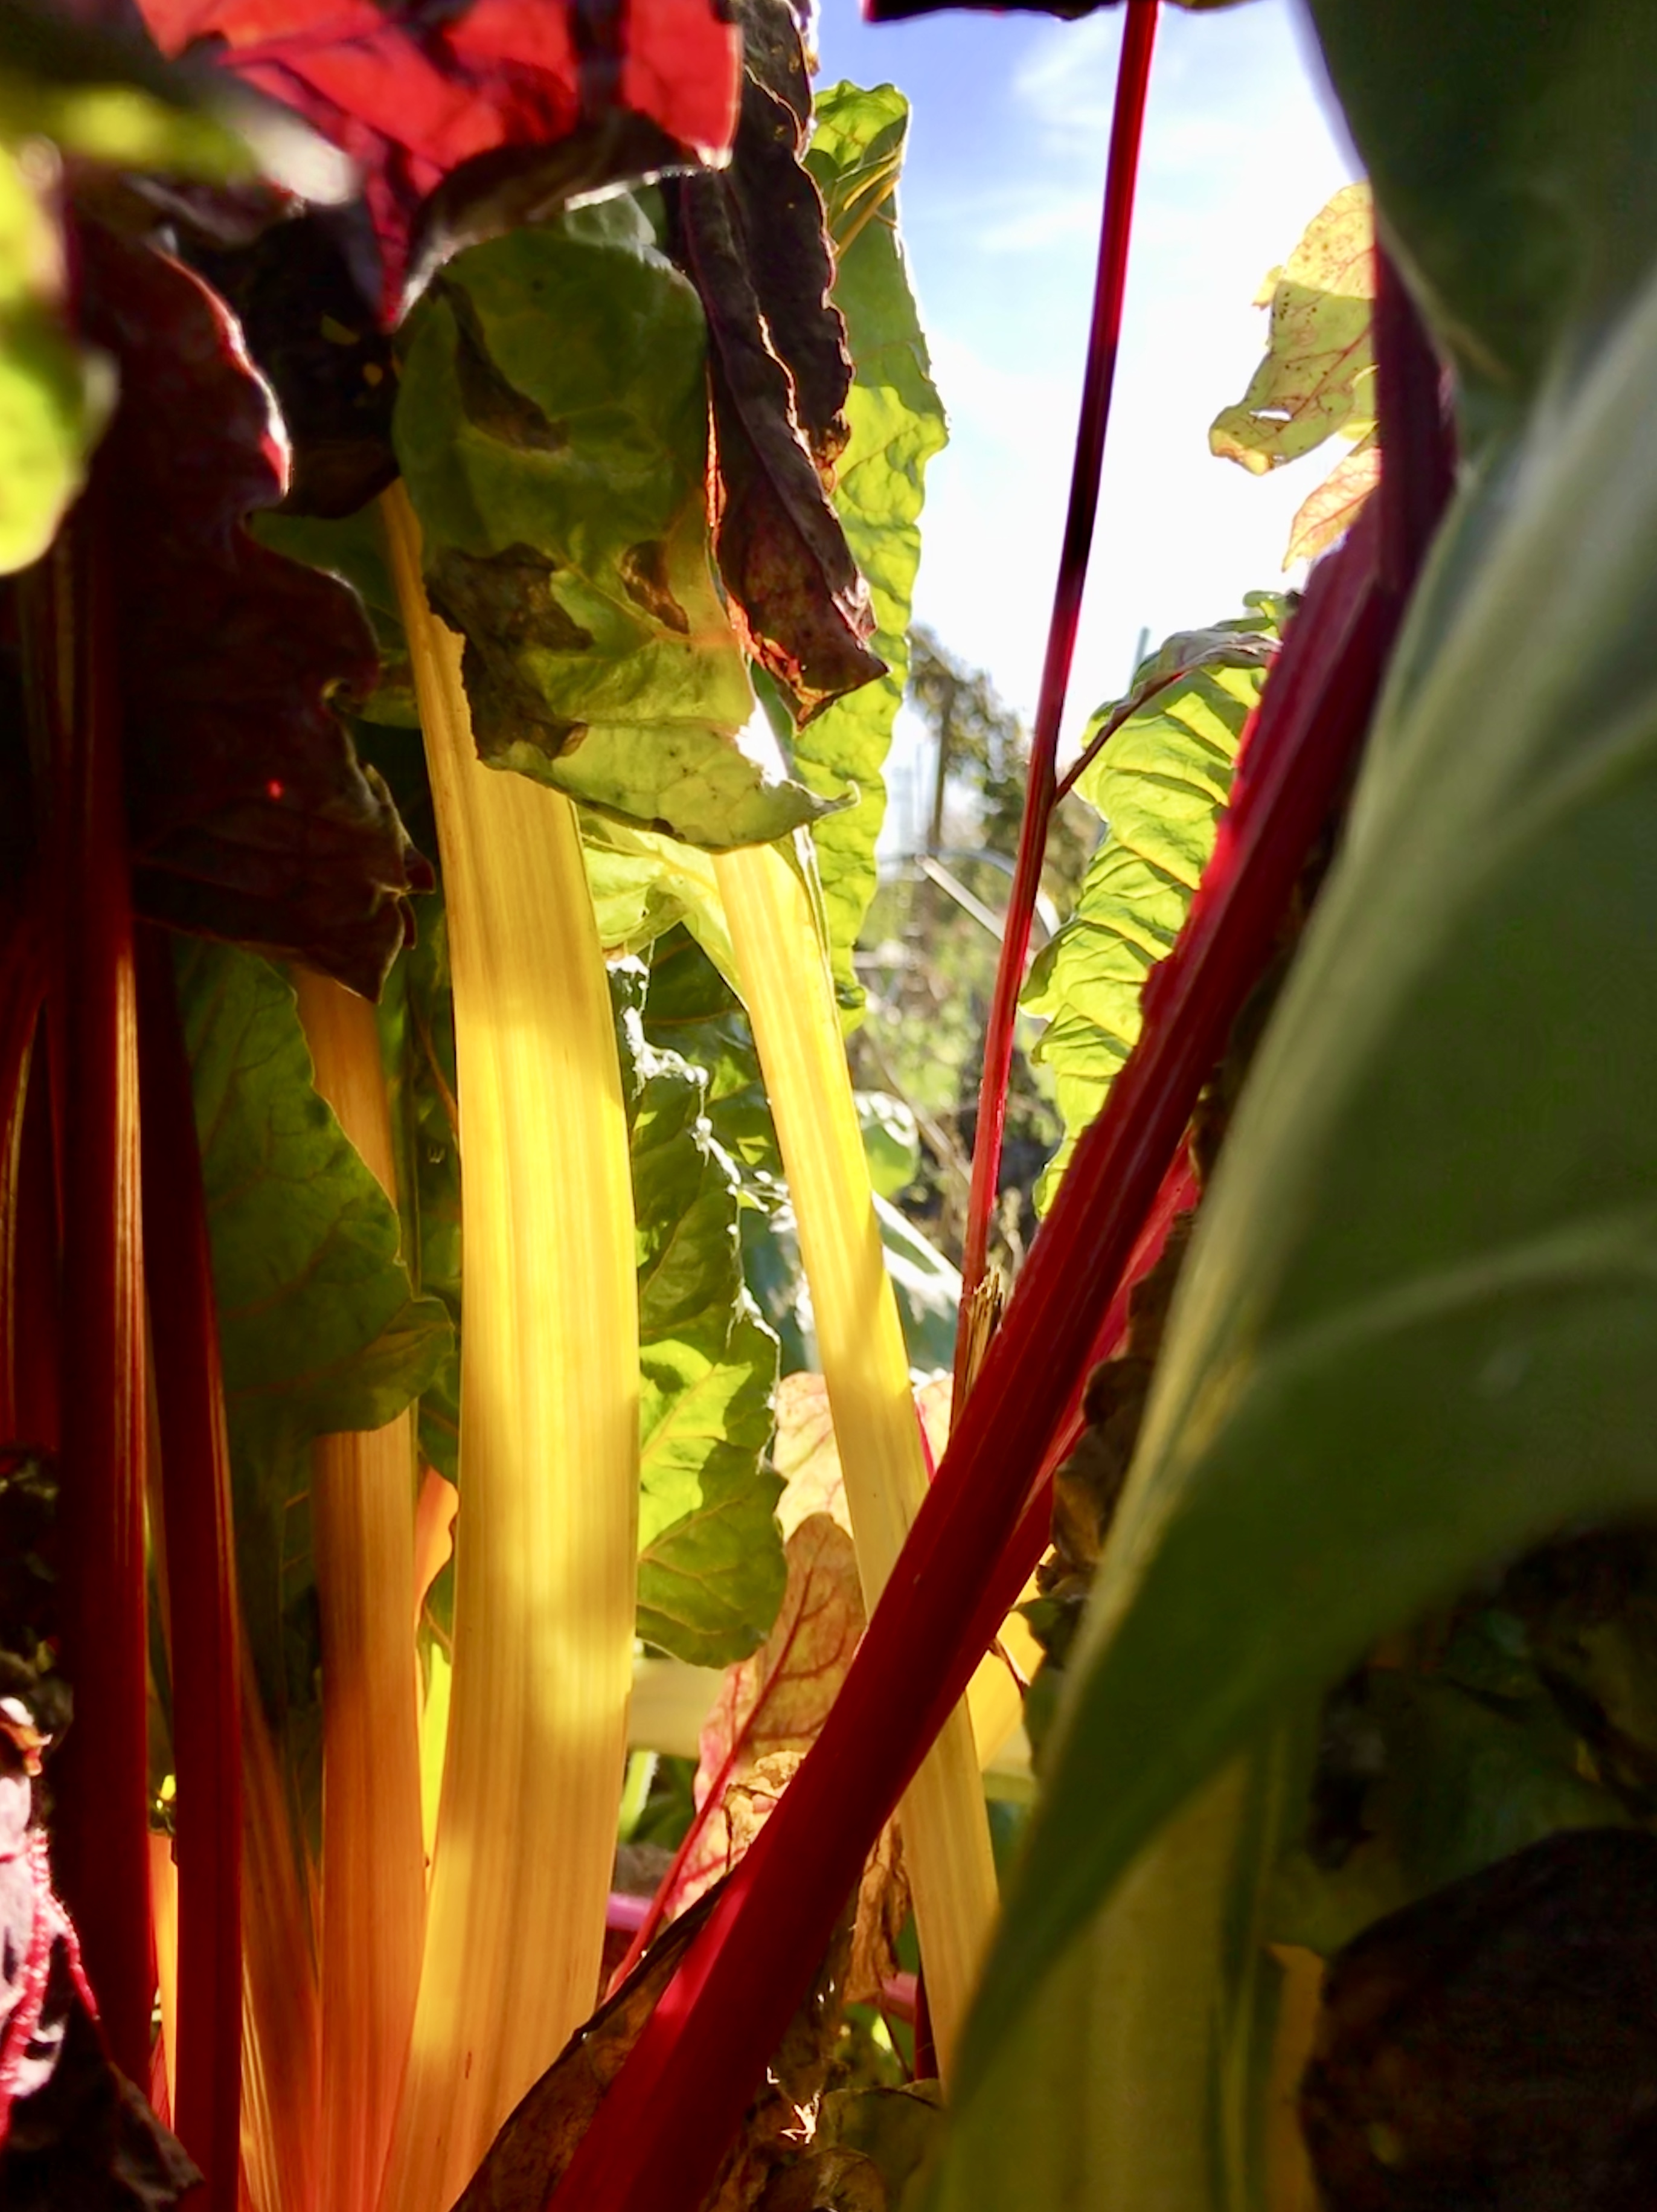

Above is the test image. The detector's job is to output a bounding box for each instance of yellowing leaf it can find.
[1286,426,1380,567]
[661,1513,865,1920]
[1210,182,1375,475]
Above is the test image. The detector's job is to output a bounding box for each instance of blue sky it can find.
[812,0,1361,847]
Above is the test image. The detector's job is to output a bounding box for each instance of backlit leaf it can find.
[630,1029,785,1668]
[395,203,833,851]
[1209,184,1375,476]
[800,80,947,1006]
[1285,428,1379,568]
[657,1513,864,1919]
[1022,605,1282,1207]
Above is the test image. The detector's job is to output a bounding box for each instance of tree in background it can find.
[851,628,1097,1270]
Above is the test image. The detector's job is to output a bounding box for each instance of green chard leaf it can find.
[918,1737,1303,2212]
[394,200,829,851]
[176,937,451,1729]
[1022,604,1284,1208]
[955,239,1657,2100]
[801,82,948,1005]
[618,968,786,1667]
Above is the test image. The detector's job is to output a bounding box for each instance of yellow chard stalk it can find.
[378,484,640,2212]
[714,838,999,2077]
[290,970,428,2212]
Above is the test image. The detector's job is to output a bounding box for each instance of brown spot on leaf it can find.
[440,280,569,453]
[621,539,691,633]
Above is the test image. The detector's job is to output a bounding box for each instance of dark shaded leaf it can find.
[1,1964,199,2210]
[1302,1828,1657,2212]
[667,4,884,724]
[185,208,397,518]
[79,225,429,996]
[134,0,742,314]
[396,203,832,849]
[452,1887,725,2211]
[455,1880,854,2212]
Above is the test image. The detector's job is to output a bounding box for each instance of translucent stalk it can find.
[240,1657,320,2212]
[291,971,426,2212]
[378,484,639,2212]
[714,840,998,2077]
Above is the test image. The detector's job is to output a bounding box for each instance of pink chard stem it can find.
[136,924,243,2211]
[40,486,153,2083]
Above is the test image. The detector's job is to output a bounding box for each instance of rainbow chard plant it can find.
[4,0,1657,2208]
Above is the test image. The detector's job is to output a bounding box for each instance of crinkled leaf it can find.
[659,1513,864,1918]
[667,4,883,724]
[395,204,832,850]
[630,1032,785,1668]
[644,925,782,1184]
[641,927,961,1368]
[959,240,1657,2091]
[175,936,451,1737]
[134,0,740,313]
[1210,184,1375,475]
[1286,426,1379,568]
[0,1987,203,2211]
[796,81,947,1006]
[80,225,428,997]
[455,1880,854,2212]
[0,144,111,577]
[252,503,418,724]
[1022,605,1283,1207]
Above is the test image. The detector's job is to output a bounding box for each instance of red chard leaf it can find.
[134,0,743,313]
[77,223,428,997]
